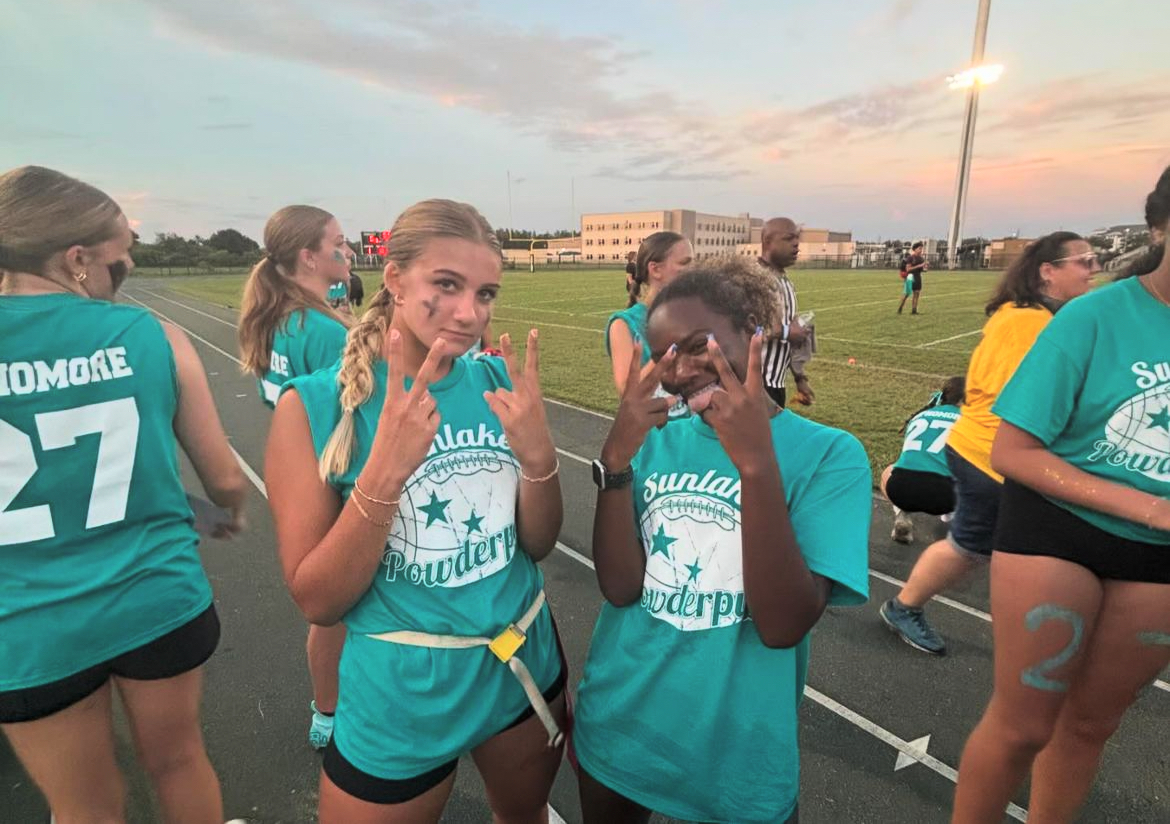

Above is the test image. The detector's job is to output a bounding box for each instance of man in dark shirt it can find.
[624,250,637,290]
[897,241,928,315]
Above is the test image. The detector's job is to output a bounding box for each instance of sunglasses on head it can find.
[1051,252,1098,266]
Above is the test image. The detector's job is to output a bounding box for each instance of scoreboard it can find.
[360,230,392,256]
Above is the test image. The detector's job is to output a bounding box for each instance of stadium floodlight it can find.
[947,63,1004,90]
[945,0,995,271]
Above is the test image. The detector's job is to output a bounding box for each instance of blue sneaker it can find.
[880,598,946,656]
[309,701,334,750]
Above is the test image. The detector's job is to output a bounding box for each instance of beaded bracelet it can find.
[521,459,560,484]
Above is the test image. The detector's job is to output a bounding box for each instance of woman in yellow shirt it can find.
[879,232,1099,655]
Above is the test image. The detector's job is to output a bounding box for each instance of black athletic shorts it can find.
[886,467,955,516]
[322,665,567,805]
[0,605,220,724]
[766,385,787,408]
[995,479,1170,584]
[910,273,923,292]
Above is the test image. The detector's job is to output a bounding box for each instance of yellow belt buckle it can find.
[489,624,526,662]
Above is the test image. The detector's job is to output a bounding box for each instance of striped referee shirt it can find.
[759,258,799,390]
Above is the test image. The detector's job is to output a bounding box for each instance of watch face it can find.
[591,459,606,489]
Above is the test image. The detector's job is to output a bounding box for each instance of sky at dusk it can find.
[3,0,1168,242]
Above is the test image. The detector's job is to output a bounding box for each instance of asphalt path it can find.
[3,283,1167,824]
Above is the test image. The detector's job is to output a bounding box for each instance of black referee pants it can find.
[765,386,787,408]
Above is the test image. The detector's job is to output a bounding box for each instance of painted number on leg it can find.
[0,398,140,545]
[1020,604,1084,693]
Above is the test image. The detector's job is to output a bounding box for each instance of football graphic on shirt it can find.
[1102,383,1170,482]
[383,440,519,589]
[639,490,745,632]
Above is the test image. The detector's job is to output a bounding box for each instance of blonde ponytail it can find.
[318,288,394,480]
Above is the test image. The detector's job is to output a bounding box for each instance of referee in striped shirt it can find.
[759,217,814,408]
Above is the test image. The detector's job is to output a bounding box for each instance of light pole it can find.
[945,0,1001,269]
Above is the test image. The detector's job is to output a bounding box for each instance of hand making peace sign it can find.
[700,330,777,473]
[482,330,558,475]
[600,342,679,471]
[366,328,445,486]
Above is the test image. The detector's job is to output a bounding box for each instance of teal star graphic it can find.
[462,508,485,535]
[1147,406,1170,433]
[649,524,677,558]
[419,491,452,527]
[684,558,703,583]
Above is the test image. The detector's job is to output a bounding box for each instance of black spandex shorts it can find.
[322,665,567,805]
[0,605,220,724]
[886,467,955,516]
[995,479,1170,584]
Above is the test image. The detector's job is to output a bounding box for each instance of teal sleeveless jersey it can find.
[0,293,211,691]
[286,355,560,778]
[892,404,961,477]
[258,308,347,408]
[606,302,688,419]
[605,303,650,365]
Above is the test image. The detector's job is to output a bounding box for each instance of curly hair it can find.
[648,254,785,335]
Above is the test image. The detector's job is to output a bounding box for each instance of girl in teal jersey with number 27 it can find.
[0,166,247,823]
[266,199,567,823]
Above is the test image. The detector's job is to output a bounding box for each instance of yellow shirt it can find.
[947,303,1053,481]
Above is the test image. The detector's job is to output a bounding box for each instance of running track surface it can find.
[3,283,1167,824]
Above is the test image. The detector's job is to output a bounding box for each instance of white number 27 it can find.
[0,398,140,546]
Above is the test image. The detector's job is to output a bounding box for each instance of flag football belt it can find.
[365,590,563,747]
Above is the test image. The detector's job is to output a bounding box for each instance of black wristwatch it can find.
[592,459,633,491]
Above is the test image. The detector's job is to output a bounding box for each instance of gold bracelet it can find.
[354,478,400,508]
[520,459,560,484]
[352,495,394,527]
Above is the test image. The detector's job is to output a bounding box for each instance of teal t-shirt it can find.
[286,355,560,778]
[573,411,872,823]
[892,404,961,477]
[994,277,1170,544]
[0,294,211,690]
[606,302,688,419]
[259,307,347,408]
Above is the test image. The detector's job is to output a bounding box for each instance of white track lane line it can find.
[128,290,1170,698]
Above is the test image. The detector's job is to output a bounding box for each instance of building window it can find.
[612,238,620,246]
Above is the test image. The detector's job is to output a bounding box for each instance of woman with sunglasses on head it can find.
[238,205,355,750]
[879,232,1099,657]
[953,170,1170,824]
[0,166,246,823]
[265,199,567,823]
[574,255,871,824]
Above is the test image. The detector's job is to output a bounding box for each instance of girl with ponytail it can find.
[605,231,692,395]
[239,206,354,750]
[265,199,568,822]
[238,205,353,408]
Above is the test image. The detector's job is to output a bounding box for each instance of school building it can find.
[580,209,852,265]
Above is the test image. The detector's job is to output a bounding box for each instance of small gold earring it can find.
[75,271,88,282]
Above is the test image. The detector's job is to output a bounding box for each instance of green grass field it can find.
[150,266,1002,482]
